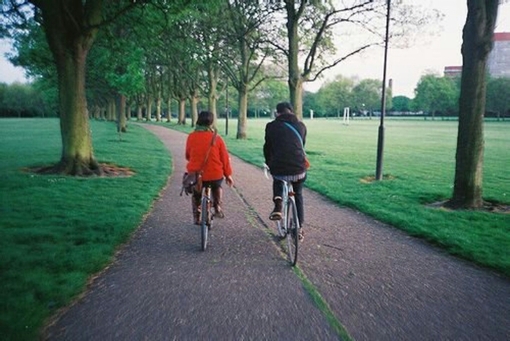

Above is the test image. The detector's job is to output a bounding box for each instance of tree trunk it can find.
[155,96,162,122]
[286,1,303,119]
[126,103,132,122]
[55,51,100,175]
[93,105,101,120]
[166,97,172,123]
[236,84,248,139]
[34,0,103,175]
[289,77,304,119]
[117,93,127,133]
[190,94,199,127]
[207,63,219,120]
[447,0,499,209]
[146,97,153,121]
[107,98,115,121]
[137,104,143,121]
[178,97,186,125]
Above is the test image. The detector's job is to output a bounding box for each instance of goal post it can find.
[343,107,350,125]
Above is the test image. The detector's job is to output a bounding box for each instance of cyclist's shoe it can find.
[212,187,224,218]
[213,206,225,219]
[298,229,304,241]
[194,209,201,225]
[269,197,283,220]
[269,211,282,220]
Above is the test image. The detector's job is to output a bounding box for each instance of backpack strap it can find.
[283,122,305,150]
[198,130,217,173]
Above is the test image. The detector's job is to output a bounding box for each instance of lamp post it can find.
[375,0,391,181]
[225,80,229,136]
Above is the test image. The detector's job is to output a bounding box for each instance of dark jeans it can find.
[192,178,223,203]
[273,177,305,225]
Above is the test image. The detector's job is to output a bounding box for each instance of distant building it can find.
[487,32,510,77]
[444,66,462,78]
[444,32,510,78]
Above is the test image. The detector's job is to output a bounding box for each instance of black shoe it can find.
[213,207,225,218]
[269,197,283,220]
[269,211,282,220]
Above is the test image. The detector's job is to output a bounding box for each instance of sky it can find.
[2,1,510,98]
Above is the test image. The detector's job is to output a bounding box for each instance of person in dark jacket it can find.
[263,102,307,240]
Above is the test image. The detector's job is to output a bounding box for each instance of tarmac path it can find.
[45,125,510,341]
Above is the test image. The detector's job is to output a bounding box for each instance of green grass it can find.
[294,266,352,341]
[0,118,171,341]
[167,118,510,277]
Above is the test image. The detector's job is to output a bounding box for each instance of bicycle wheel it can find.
[200,192,209,251]
[286,198,299,266]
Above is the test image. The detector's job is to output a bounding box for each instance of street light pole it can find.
[375,0,391,181]
[225,80,229,136]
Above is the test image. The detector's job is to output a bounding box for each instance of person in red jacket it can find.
[186,110,234,224]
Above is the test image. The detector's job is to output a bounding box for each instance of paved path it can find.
[45,125,510,341]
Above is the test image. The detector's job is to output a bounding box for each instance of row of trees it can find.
[0,0,504,209]
[1,1,434,133]
[394,74,510,119]
[0,82,55,118]
[5,71,510,120]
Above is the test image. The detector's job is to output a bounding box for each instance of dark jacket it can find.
[263,113,307,176]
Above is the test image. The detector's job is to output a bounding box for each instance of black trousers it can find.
[273,177,305,225]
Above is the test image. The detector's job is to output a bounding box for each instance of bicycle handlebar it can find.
[263,163,270,179]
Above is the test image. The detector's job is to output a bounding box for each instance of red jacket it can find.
[186,130,232,182]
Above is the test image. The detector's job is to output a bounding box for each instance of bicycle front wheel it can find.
[200,195,209,251]
[286,198,299,266]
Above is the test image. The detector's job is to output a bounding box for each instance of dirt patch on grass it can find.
[360,174,396,183]
[24,163,135,178]
[99,163,135,177]
[427,200,510,214]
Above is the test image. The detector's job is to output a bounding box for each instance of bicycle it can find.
[264,165,300,266]
[199,184,214,251]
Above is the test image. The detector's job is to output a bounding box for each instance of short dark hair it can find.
[196,110,214,126]
[276,102,293,114]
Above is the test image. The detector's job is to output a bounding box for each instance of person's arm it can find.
[263,124,271,164]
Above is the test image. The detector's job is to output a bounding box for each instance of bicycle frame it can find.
[200,185,213,251]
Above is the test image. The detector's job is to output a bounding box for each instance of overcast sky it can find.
[2,1,510,98]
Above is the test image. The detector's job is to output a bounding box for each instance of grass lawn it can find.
[0,118,171,341]
[168,117,510,278]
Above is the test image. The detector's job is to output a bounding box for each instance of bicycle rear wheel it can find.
[286,198,299,266]
[200,193,209,251]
